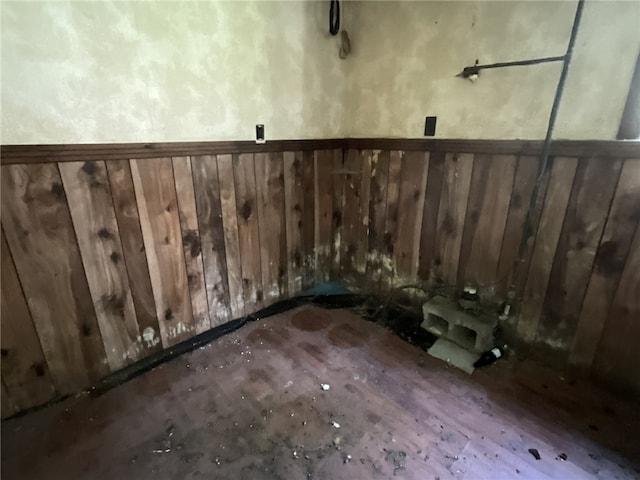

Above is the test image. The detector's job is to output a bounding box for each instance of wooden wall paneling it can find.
[393,151,429,282]
[130,158,194,346]
[105,160,161,353]
[569,158,640,372]
[217,154,244,318]
[255,152,288,303]
[456,155,516,299]
[59,161,144,371]
[500,160,552,336]
[381,150,403,287]
[191,155,232,326]
[1,382,17,419]
[283,151,304,295]
[340,149,363,275]
[515,157,578,343]
[538,157,623,353]
[342,138,640,158]
[1,164,108,393]
[314,150,334,283]
[417,151,445,282]
[233,153,263,312]
[494,156,541,301]
[354,150,373,278]
[301,151,316,289]
[331,149,345,277]
[1,229,56,410]
[592,224,640,396]
[4,139,637,166]
[366,150,391,288]
[432,153,474,288]
[172,156,211,333]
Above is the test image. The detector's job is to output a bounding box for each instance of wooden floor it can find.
[2,306,639,480]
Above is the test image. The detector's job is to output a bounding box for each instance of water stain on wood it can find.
[239,201,252,221]
[102,294,125,318]
[298,341,327,363]
[50,182,65,199]
[110,251,120,264]
[182,231,201,258]
[327,323,366,348]
[81,162,105,188]
[97,228,113,240]
[246,326,289,348]
[81,323,92,337]
[291,308,331,331]
[594,240,623,275]
[32,362,45,377]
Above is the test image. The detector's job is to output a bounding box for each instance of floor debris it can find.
[384,449,407,474]
[528,448,541,460]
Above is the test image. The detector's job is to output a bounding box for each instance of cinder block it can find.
[422,296,497,352]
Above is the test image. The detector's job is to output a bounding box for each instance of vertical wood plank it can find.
[516,157,578,342]
[314,150,334,282]
[592,224,640,396]
[284,152,304,295]
[418,151,445,282]
[569,159,640,371]
[106,160,161,353]
[1,383,16,419]
[494,156,541,301]
[2,382,17,419]
[354,150,373,276]
[331,149,345,277]
[172,156,211,333]
[1,229,56,410]
[341,149,363,275]
[381,150,403,287]
[301,151,315,289]
[366,150,391,287]
[255,152,288,303]
[60,161,145,371]
[501,160,552,335]
[214,155,243,318]
[191,155,232,325]
[457,155,516,298]
[131,158,194,346]
[394,151,429,282]
[432,153,474,287]
[538,157,622,352]
[1,164,108,392]
[233,153,263,312]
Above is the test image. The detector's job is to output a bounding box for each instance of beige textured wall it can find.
[1,1,348,144]
[346,1,640,140]
[2,1,638,143]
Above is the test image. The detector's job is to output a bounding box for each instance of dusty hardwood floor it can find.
[2,306,639,480]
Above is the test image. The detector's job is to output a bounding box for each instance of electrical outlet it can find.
[424,116,437,136]
[256,124,265,144]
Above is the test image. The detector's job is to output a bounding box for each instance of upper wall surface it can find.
[1,1,348,144]
[346,1,640,140]
[2,1,638,144]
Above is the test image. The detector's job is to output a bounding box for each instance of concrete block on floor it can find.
[422,295,497,353]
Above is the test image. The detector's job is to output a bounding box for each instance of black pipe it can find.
[458,55,566,78]
[519,0,586,258]
[329,0,340,36]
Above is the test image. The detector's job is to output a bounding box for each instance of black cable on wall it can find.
[329,0,340,36]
